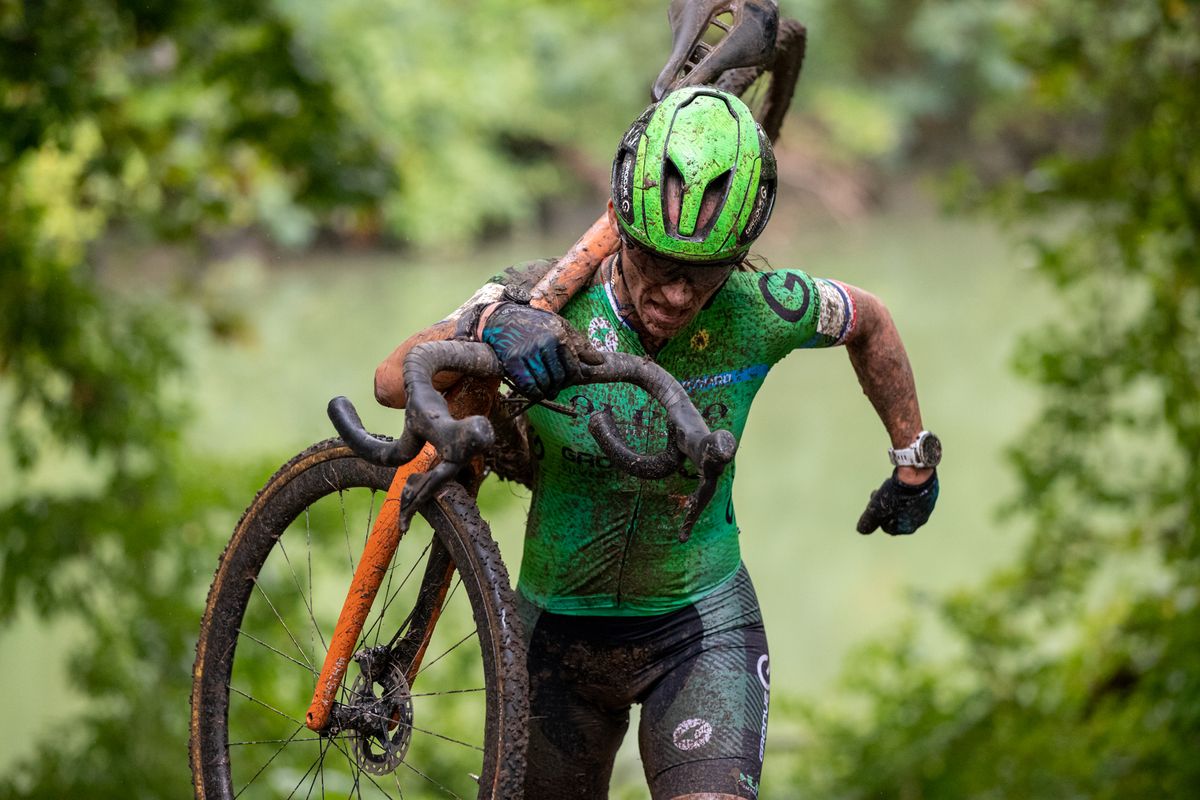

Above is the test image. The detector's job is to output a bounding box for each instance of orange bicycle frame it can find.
[305,214,619,731]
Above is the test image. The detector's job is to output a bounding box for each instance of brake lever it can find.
[579,355,739,541]
[678,429,738,541]
[398,460,462,532]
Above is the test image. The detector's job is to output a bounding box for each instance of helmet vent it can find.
[663,160,731,241]
[697,169,732,238]
[661,157,685,236]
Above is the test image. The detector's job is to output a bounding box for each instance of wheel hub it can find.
[341,649,414,775]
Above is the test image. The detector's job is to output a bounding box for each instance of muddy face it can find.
[614,241,734,345]
[605,171,736,347]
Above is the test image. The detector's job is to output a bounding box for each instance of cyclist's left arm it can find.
[838,284,933,488]
[754,269,937,534]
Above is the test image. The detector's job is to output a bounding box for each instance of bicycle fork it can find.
[304,442,440,732]
[305,376,498,733]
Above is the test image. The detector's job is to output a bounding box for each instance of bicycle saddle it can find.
[652,0,780,101]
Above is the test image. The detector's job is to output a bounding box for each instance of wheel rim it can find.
[218,480,497,799]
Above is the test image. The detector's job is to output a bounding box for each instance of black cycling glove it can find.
[856,469,939,536]
[479,302,601,402]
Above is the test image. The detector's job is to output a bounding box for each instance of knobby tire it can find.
[190,438,527,799]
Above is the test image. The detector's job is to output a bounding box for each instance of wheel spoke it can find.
[408,687,484,698]
[229,683,306,727]
[278,536,329,656]
[229,734,356,746]
[363,488,379,547]
[326,734,368,799]
[337,489,356,571]
[400,720,484,753]
[301,741,328,800]
[284,743,327,800]
[238,628,319,675]
[363,539,433,648]
[414,629,473,680]
[233,722,305,800]
[400,759,464,800]
[252,579,317,672]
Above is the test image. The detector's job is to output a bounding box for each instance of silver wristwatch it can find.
[888,431,942,468]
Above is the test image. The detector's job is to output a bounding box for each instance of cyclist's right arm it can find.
[374,319,461,409]
[375,260,560,409]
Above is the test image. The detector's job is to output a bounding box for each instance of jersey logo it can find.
[680,365,768,393]
[757,654,771,691]
[565,395,614,417]
[758,272,811,323]
[561,446,612,470]
[633,405,663,429]
[588,316,619,352]
[756,654,770,762]
[702,402,729,424]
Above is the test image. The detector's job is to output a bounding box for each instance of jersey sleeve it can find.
[439,259,558,324]
[748,269,858,363]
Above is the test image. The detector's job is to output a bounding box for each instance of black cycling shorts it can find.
[517,564,770,799]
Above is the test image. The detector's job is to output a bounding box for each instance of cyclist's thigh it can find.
[638,566,771,800]
[520,595,631,800]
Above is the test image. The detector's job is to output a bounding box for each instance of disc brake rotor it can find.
[347,660,415,775]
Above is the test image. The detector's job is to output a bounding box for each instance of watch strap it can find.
[888,430,939,468]
[888,446,922,467]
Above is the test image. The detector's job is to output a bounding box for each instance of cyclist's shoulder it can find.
[718,266,820,312]
[713,266,856,349]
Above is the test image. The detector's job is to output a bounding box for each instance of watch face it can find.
[918,433,942,467]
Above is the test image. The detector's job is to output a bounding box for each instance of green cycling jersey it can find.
[452,257,857,616]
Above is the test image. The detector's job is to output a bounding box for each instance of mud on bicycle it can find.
[188,339,738,798]
[190,3,822,797]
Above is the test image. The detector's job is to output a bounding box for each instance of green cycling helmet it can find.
[611,86,776,264]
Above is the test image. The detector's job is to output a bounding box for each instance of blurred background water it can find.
[3,1,1195,797]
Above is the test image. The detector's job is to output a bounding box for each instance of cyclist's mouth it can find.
[643,303,689,331]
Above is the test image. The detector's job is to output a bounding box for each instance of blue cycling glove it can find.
[479,302,601,402]
[856,469,939,535]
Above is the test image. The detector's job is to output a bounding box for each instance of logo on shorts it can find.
[737,771,760,798]
[756,654,771,762]
[672,718,713,751]
[756,654,771,691]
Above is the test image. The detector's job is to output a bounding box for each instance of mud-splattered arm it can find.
[374,319,461,409]
[841,284,933,487]
[375,261,562,408]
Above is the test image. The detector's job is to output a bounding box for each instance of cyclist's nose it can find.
[659,278,694,308]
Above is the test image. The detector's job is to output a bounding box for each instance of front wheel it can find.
[190,439,527,799]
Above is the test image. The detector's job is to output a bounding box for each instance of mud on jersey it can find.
[455,259,856,616]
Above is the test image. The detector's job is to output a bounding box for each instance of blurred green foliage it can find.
[2,0,1198,796]
[776,1,1200,796]
[0,0,387,794]
[273,0,668,244]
